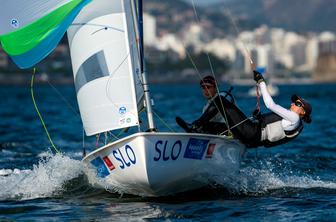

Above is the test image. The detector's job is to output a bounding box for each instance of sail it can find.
[0,0,91,68]
[67,0,144,136]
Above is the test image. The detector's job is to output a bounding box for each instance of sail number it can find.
[154,140,182,161]
[113,145,136,169]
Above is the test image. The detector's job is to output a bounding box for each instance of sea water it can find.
[0,83,335,221]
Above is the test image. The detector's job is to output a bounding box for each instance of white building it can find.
[155,33,185,58]
[202,38,236,61]
[305,36,319,70]
[183,23,203,48]
[246,45,274,74]
[254,25,271,45]
[143,13,157,46]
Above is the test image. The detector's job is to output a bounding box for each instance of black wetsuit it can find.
[192,94,261,147]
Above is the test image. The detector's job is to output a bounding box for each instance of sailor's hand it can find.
[252,108,261,119]
[253,70,265,84]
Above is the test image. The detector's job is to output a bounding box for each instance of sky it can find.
[182,0,226,6]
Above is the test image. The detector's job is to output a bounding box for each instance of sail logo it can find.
[184,138,209,160]
[11,19,19,28]
[119,106,127,115]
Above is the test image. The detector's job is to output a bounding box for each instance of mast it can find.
[138,0,156,131]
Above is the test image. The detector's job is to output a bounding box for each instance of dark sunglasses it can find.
[295,100,304,108]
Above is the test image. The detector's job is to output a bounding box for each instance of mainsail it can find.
[0,0,91,68]
[67,0,144,136]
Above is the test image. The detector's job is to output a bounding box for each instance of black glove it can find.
[252,108,261,120]
[253,70,265,83]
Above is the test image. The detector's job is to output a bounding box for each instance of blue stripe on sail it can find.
[10,0,91,69]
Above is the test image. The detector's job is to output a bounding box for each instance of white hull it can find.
[83,132,245,196]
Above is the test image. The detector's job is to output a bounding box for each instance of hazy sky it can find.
[182,0,225,6]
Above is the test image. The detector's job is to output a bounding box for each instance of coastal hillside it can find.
[210,0,336,32]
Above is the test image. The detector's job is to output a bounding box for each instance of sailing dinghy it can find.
[0,0,246,196]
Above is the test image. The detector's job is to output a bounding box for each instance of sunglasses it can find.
[294,100,304,108]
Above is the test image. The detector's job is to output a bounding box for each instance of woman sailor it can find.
[251,70,312,147]
[177,72,312,148]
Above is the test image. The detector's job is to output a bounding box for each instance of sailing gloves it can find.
[253,70,265,84]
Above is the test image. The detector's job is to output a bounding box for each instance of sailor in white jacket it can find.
[252,70,312,147]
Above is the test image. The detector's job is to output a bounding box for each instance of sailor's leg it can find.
[220,98,261,146]
[201,122,228,135]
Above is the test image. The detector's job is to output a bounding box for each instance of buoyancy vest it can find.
[202,93,226,123]
[260,112,303,147]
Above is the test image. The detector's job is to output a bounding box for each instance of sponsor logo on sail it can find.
[11,19,19,28]
[184,138,209,160]
[119,106,127,115]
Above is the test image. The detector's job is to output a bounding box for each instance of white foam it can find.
[0,152,84,200]
[214,164,336,194]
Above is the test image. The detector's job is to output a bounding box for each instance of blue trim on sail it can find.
[10,0,91,69]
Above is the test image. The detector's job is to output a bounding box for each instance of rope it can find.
[220,117,254,136]
[188,0,232,135]
[225,8,262,116]
[184,45,232,134]
[225,9,254,65]
[46,80,80,117]
[153,110,175,132]
[95,134,101,148]
[256,84,261,112]
[30,68,60,154]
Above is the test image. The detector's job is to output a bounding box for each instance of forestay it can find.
[67,0,144,136]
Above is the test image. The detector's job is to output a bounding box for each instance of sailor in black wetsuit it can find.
[176,75,230,135]
[176,73,312,148]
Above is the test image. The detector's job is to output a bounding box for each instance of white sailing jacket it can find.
[259,81,302,142]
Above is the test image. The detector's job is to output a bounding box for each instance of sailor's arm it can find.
[259,81,299,123]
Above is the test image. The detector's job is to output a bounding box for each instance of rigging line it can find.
[189,0,232,135]
[225,9,261,113]
[105,40,141,121]
[31,68,61,154]
[184,46,231,134]
[225,9,254,65]
[220,117,254,136]
[190,0,217,77]
[95,133,101,148]
[46,79,80,118]
[153,110,175,132]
